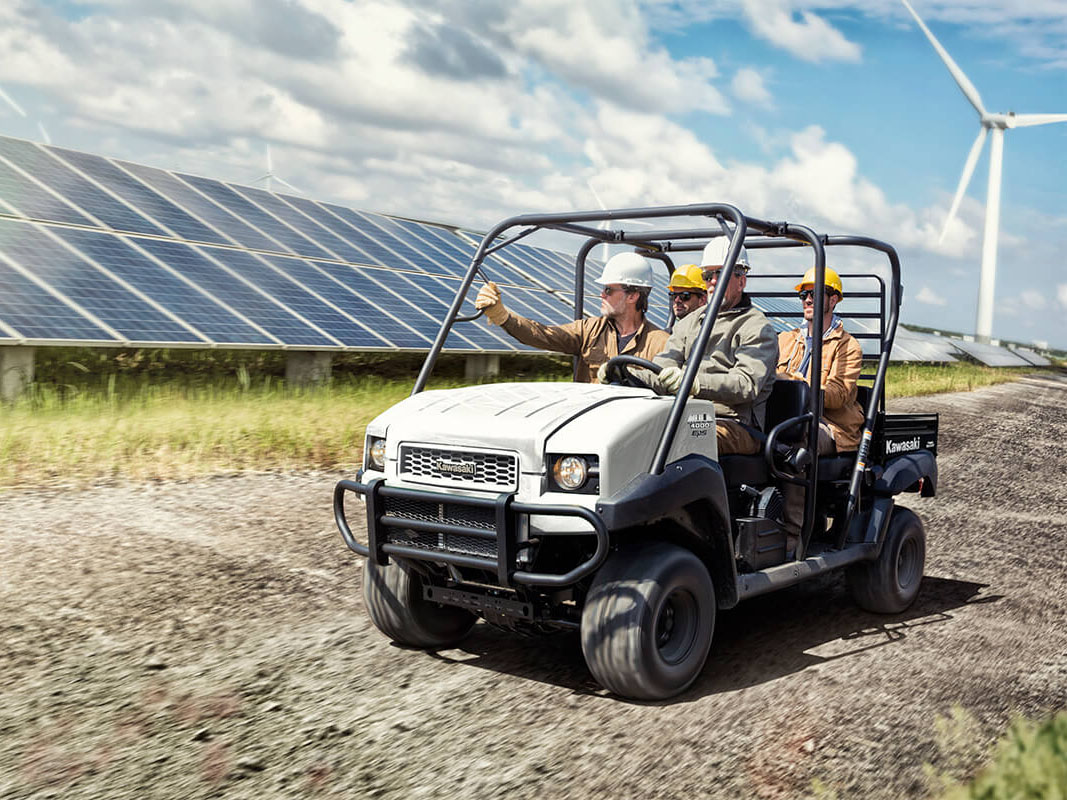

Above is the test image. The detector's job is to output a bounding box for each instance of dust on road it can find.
[2,374,1065,799]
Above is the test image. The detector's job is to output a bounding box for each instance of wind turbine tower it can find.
[901,0,1067,343]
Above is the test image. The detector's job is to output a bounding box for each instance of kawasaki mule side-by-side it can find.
[334,203,938,700]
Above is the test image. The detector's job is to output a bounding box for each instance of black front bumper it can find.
[334,477,609,588]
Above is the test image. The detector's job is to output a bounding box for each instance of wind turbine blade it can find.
[252,172,272,183]
[900,0,987,117]
[0,86,27,117]
[266,144,273,173]
[586,180,608,211]
[273,176,302,194]
[939,125,987,245]
[1009,113,1067,128]
[36,121,51,144]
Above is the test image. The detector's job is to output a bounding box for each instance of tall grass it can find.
[0,348,1049,489]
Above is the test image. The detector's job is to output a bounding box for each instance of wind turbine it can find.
[0,85,51,144]
[254,144,302,194]
[585,179,653,264]
[901,0,1067,343]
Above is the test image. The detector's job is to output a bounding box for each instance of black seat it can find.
[720,380,811,488]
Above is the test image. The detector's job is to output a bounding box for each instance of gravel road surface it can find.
[2,373,1065,799]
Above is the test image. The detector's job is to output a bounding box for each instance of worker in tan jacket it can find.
[778,267,865,554]
[474,252,669,383]
[776,267,865,453]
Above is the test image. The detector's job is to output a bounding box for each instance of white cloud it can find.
[1058,284,1067,309]
[731,67,772,107]
[739,0,862,63]
[916,286,947,306]
[1020,289,1046,310]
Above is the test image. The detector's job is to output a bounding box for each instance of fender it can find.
[874,450,937,496]
[595,454,739,608]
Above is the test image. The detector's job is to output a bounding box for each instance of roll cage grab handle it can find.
[411,204,902,545]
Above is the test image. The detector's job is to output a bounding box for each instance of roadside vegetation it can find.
[813,708,1067,799]
[0,348,1049,489]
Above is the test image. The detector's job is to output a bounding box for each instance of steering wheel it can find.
[602,355,662,388]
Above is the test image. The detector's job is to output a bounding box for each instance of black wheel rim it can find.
[896,535,921,591]
[655,589,698,665]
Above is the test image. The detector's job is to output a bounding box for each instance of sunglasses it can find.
[601,285,636,297]
[798,289,836,302]
[701,267,747,282]
[669,291,703,301]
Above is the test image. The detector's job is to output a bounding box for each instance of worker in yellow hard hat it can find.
[777,267,864,553]
[666,264,707,324]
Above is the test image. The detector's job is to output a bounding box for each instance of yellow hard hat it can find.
[794,267,844,297]
[668,264,706,292]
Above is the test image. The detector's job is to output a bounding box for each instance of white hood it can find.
[371,382,652,470]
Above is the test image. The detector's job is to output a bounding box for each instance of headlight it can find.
[552,456,588,490]
[366,437,386,470]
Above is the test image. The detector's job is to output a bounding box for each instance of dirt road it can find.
[2,374,1065,799]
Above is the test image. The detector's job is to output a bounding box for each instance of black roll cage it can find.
[411,203,903,540]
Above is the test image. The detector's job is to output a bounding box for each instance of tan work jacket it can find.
[498,312,669,383]
[651,296,777,428]
[777,322,865,450]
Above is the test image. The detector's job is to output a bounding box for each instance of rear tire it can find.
[362,558,476,648]
[581,542,715,701]
[847,506,926,614]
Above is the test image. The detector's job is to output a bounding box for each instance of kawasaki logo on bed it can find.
[885,437,922,455]
[434,459,477,476]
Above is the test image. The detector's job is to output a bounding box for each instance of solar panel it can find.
[0,137,166,236]
[278,195,382,265]
[0,219,201,344]
[50,147,231,246]
[121,162,281,252]
[53,227,273,346]
[231,185,371,264]
[1012,347,1051,367]
[350,211,463,277]
[178,173,333,260]
[259,255,406,348]
[947,338,1032,367]
[0,157,95,227]
[317,203,407,267]
[0,256,117,342]
[133,238,338,347]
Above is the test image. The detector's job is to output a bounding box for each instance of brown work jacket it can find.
[498,311,669,383]
[777,322,865,450]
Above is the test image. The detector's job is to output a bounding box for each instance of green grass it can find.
[0,348,1051,489]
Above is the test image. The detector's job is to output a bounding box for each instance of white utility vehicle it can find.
[335,204,939,700]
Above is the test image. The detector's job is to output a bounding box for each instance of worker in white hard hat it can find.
[667,264,707,325]
[777,267,864,555]
[642,237,777,456]
[474,251,669,383]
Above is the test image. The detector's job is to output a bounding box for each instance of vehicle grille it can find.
[398,445,518,491]
[382,496,496,530]
[381,497,498,559]
[385,530,497,559]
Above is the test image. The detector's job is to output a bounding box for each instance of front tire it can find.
[581,542,715,701]
[362,558,476,648]
[847,506,926,614]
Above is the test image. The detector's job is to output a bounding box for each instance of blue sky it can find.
[1,0,1065,348]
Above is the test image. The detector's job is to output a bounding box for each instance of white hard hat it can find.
[700,238,749,270]
[595,252,654,288]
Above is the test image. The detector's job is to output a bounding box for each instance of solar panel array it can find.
[0,133,1052,367]
[0,134,585,353]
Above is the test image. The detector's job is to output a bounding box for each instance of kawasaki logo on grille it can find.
[434,458,477,476]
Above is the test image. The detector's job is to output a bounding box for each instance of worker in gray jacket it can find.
[646,239,777,456]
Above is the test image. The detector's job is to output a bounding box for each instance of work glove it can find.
[474,281,509,326]
[654,365,700,397]
[596,363,611,384]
